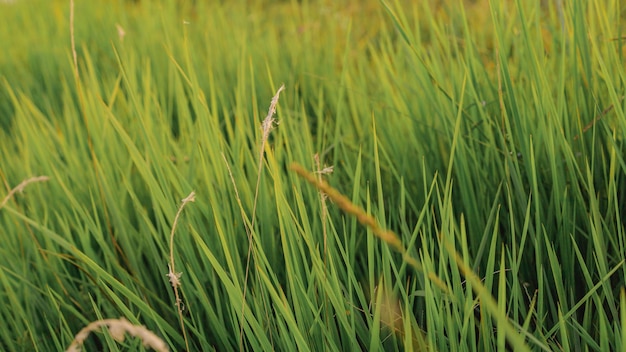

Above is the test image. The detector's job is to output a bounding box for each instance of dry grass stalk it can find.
[167,191,196,352]
[314,153,333,263]
[238,84,285,349]
[252,83,285,223]
[314,153,333,344]
[289,163,449,293]
[0,176,50,210]
[260,84,285,148]
[65,318,168,352]
[290,163,402,247]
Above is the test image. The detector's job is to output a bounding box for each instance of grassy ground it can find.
[1,0,626,350]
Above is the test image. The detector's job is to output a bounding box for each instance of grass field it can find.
[1,0,626,350]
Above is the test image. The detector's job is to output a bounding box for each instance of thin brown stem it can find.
[290,163,449,293]
[167,191,195,352]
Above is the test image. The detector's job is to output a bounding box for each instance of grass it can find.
[1,0,626,350]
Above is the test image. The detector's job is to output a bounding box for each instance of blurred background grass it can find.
[1,0,626,350]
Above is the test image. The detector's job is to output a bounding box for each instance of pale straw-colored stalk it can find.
[238,84,285,350]
[65,318,168,352]
[167,191,196,351]
[0,176,50,210]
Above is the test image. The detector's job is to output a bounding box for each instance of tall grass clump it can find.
[0,0,625,350]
